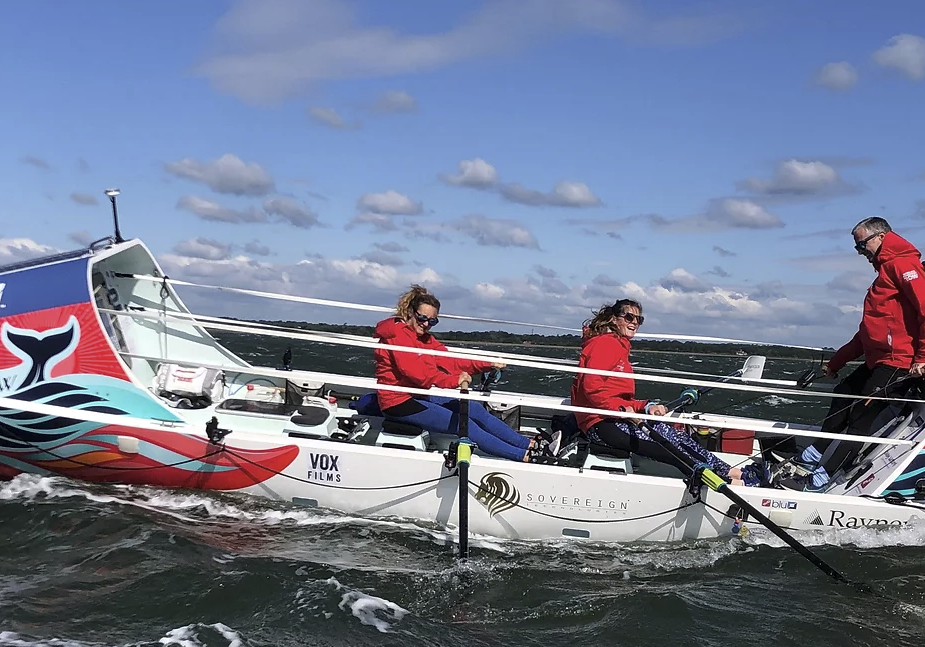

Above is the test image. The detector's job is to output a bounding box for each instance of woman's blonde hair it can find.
[583,304,617,338]
[395,284,441,321]
[583,298,643,338]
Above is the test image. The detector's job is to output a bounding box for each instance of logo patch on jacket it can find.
[903,269,919,281]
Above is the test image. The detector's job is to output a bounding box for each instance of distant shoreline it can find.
[229,319,833,361]
[449,340,817,361]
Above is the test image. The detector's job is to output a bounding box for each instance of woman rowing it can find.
[374,285,561,462]
[569,298,769,486]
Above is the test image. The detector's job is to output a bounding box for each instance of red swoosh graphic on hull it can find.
[0,425,300,491]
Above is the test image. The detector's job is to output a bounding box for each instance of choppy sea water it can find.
[4,341,925,647]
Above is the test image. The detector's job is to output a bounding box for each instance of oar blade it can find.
[741,355,767,381]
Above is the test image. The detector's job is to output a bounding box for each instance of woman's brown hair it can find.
[583,298,643,338]
[395,284,441,321]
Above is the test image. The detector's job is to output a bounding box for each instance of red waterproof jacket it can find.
[829,232,925,372]
[374,317,494,410]
[570,331,649,431]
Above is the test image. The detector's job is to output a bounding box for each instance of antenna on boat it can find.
[105,188,123,243]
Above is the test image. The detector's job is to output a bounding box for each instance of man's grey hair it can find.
[852,217,892,237]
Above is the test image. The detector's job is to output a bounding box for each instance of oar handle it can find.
[663,389,701,412]
[663,369,745,412]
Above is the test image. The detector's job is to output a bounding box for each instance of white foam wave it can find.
[0,632,100,647]
[328,577,408,633]
[762,395,798,406]
[743,517,925,550]
[158,623,243,647]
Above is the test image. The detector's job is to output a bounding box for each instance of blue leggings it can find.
[382,396,531,462]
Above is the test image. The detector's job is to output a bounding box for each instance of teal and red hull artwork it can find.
[0,256,298,489]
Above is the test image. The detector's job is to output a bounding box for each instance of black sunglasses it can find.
[854,232,881,253]
[413,311,439,327]
[617,312,644,326]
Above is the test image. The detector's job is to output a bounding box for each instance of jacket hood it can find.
[374,317,404,340]
[876,231,921,267]
[581,331,630,350]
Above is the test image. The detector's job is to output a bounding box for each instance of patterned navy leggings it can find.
[587,419,732,479]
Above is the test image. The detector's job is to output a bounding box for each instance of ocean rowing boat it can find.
[3,223,925,545]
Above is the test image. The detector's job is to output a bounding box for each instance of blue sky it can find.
[2,0,925,347]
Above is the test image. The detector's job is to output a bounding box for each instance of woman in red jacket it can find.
[375,285,560,462]
[570,299,768,487]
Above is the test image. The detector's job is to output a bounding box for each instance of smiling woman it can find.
[570,298,771,487]
[371,284,561,462]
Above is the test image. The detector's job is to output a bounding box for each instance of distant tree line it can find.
[237,319,834,360]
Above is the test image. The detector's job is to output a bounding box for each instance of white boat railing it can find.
[99,307,923,406]
[118,273,829,351]
[114,349,917,447]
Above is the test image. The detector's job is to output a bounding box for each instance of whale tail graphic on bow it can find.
[1,316,80,389]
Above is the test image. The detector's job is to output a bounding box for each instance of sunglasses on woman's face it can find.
[414,311,439,327]
[617,312,644,326]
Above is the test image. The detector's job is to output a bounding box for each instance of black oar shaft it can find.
[643,422,857,589]
[458,390,470,561]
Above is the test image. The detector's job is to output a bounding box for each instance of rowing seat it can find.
[377,420,430,451]
[349,393,430,451]
[550,414,633,475]
[557,437,633,475]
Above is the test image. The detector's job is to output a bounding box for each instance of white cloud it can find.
[356,190,423,216]
[174,238,234,261]
[263,197,321,228]
[826,271,872,294]
[440,157,601,207]
[814,61,858,90]
[439,158,498,188]
[500,180,601,208]
[373,241,409,253]
[659,268,711,293]
[346,212,398,231]
[738,159,845,196]
[143,233,866,347]
[0,238,57,262]
[359,250,404,267]
[158,252,443,320]
[449,215,540,248]
[175,195,320,228]
[165,153,275,196]
[70,192,99,206]
[473,282,505,300]
[874,34,925,81]
[372,90,417,113]
[196,0,747,103]
[177,195,268,223]
[651,199,783,233]
[403,214,540,249]
[307,106,360,129]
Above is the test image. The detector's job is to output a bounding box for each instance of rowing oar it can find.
[659,358,761,411]
[641,421,871,594]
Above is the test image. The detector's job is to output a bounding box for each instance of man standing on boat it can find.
[780,217,925,492]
